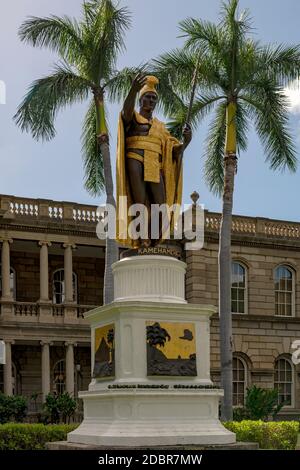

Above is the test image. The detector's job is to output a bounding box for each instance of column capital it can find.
[40,340,53,347]
[0,238,13,244]
[4,339,15,345]
[38,240,52,247]
[63,243,76,250]
[65,341,77,348]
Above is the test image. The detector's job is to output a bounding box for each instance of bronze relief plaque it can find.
[146,321,197,376]
[93,323,115,378]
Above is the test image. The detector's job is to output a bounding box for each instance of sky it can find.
[1,0,300,222]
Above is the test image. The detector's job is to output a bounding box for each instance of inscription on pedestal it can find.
[93,324,115,378]
[146,321,197,376]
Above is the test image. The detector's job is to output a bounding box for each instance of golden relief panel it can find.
[146,321,197,376]
[93,323,115,378]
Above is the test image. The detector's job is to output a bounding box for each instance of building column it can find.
[39,241,51,302]
[40,341,52,401]
[63,244,76,303]
[3,340,14,395]
[1,239,13,301]
[65,342,76,395]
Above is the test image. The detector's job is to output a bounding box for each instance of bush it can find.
[245,386,283,420]
[232,406,249,422]
[224,420,299,450]
[0,393,27,424]
[233,386,284,421]
[41,393,77,424]
[0,423,78,450]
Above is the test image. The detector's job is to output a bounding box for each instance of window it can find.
[52,269,77,304]
[53,360,65,395]
[231,262,247,314]
[275,266,294,317]
[0,266,16,299]
[274,358,293,406]
[233,357,247,406]
[0,365,3,393]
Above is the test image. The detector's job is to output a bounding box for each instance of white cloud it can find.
[284,79,300,114]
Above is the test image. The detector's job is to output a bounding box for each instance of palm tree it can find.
[14,0,135,304]
[147,322,171,348]
[153,0,300,420]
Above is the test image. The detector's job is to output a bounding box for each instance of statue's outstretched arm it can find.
[122,73,147,125]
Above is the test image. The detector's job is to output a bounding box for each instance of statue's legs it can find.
[126,158,150,246]
[126,158,169,246]
[148,174,167,244]
[126,158,146,204]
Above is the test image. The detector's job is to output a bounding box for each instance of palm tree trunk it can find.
[219,101,237,421]
[95,91,119,304]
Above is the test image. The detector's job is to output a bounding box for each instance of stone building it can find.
[186,213,300,418]
[0,194,299,418]
[0,194,105,411]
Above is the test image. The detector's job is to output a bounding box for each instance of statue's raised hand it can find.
[131,73,148,93]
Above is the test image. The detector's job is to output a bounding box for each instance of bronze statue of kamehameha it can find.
[116,74,192,250]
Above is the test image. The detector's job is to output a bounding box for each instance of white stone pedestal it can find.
[68,256,235,447]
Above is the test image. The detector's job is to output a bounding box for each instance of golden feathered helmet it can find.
[139,75,159,98]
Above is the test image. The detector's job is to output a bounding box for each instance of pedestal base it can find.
[49,441,258,450]
[67,255,236,447]
[68,389,235,447]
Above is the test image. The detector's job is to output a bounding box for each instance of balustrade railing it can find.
[52,305,65,316]
[2,194,300,240]
[0,194,101,225]
[77,305,98,318]
[205,212,300,240]
[0,297,97,320]
[14,302,39,316]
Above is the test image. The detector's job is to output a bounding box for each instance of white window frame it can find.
[52,268,78,304]
[274,265,295,318]
[231,261,248,315]
[232,355,247,407]
[274,357,294,408]
[53,359,66,395]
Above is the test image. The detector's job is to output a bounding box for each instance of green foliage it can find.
[153,0,300,195]
[57,393,77,424]
[0,393,27,424]
[232,406,250,422]
[224,420,299,450]
[245,385,284,420]
[0,423,78,450]
[15,0,135,197]
[232,386,284,421]
[42,393,77,424]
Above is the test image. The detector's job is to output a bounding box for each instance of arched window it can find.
[52,269,77,304]
[231,262,247,314]
[274,357,293,406]
[274,266,294,317]
[53,359,65,395]
[233,356,247,406]
[0,266,16,300]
